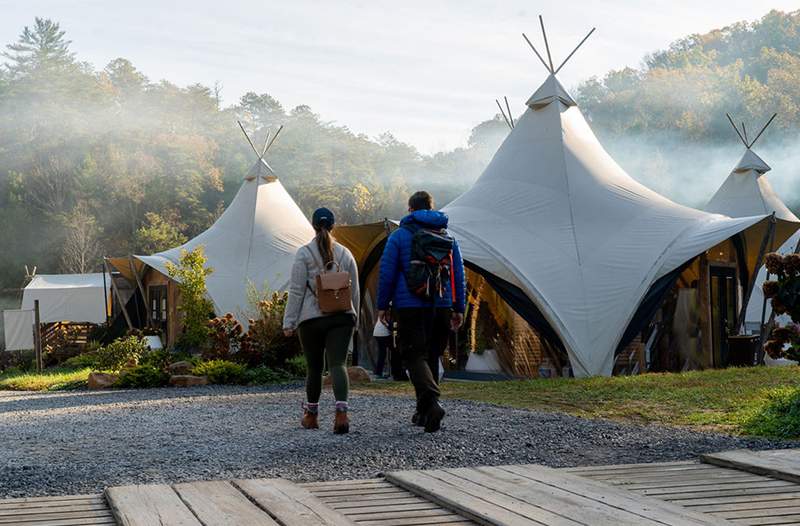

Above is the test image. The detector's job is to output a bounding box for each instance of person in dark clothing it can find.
[377,191,466,433]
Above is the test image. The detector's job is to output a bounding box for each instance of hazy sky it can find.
[1,1,798,153]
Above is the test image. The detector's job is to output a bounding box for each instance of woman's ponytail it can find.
[316,227,334,267]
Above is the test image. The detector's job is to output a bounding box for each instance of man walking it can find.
[377,191,466,433]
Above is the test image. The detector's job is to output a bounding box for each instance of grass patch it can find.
[740,387,800,439]
[0,367,91,391]
[357,366,800,436]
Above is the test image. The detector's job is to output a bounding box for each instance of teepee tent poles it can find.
[726,113,748,147]
[238,120,261,156]
[748,113,777,149]
[496,97,515,130]
[554,27,596,74]
[496,99,512,129]
[539,16,555,72]
[264,124,284,153]
[522,33,552,73]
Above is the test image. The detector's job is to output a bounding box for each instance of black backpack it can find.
[403,226,454,301]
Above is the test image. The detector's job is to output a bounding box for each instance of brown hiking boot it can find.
[333,410,350,434]
[301,409,319,429]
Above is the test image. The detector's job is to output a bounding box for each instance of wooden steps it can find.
[302,478,477,525]
[387,464,729,525]
[569,459,800,526]
[0,493,114,525]
[106,479,355,526]
[702,449,800,484]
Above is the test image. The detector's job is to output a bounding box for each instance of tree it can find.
[166,247,214,349]
[2,18,75,78]
[134,211,188,253]
[60,203,101,273]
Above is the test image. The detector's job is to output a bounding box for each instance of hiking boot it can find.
[301,410,319,429]
[301,402,319,429]
[333,410,350,434]
[424,401,445,433]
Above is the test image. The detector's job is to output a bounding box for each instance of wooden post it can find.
[33,299,42,372]
[101,261,110,327]
[129,256,151,327]
[738,213,775,334]
[105,259,133,330]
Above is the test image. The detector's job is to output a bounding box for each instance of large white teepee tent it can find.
[443,21,772,377]
[136,124,314,319]
[703,115,800,329]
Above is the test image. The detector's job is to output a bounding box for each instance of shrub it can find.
[115,364,170,388]
[741,387,800,439]
[244,366,291,385]
[166,247,214,350]
[240,290,300,368]
[284,355,307,378]
[95,336,149,372]
[206,313,244,361]
[192,359,246,384]
[63,353,99,370]
[140,349,173,371]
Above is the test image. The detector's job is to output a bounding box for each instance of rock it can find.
[168,361,194,375]
[169,375,209,387]
[323,366,372,386]
[87,372,119,389]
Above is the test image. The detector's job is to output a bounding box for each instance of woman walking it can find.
[283,208,359,434]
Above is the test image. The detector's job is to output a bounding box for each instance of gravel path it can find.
[0,385,794,498]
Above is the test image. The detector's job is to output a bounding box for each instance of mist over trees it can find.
[2,11,800,291]
[576,9,800,207]
[0,18,507,289]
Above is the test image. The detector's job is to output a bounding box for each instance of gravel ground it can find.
[0,385,795,498]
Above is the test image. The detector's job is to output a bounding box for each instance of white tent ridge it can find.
[703,113,800,328]
[443,22,770,377]
[136,124,314,321]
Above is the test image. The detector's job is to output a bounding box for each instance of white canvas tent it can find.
[3,273,110,351]
[703,115,800,330]
[132,124,314,320]
[442,22,772,377]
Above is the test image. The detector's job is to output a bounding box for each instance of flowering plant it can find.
[762,252,800,361]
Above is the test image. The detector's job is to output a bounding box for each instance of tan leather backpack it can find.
[307,247,352,314]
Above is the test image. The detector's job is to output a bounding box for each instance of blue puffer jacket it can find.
[377,210,466,312]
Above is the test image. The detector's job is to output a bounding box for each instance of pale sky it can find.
[1,0,797,153]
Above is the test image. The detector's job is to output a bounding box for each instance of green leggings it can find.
[297,313,355,403]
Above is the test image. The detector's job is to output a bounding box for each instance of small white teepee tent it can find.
[443,20,772,377]
[136,124,314,319]
[703,114,800,330]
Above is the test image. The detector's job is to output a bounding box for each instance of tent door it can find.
[709,266,737,367]
[148,285,168,341]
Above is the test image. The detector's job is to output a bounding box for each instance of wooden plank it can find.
[0,497,105,511]
[319,491,414,503]
[693,499,800,513]
[308,487,403,497]
[0,518,116,526]
[233,478,357,526]
[386,470,546,526]
[336,502,441,514]
[0,502,109,516]
[730,514,800,526]
[565,461,703,474]
[0,495,103,505]
[703,450,800,484]
[504,464,731,526]
[357,515,471,526]
[716,507,800,520]
[302,479,387,488]
[173,480,277,526]
[348,508,456,521]
[0,510,113,523]
[328,496,430,508]
[639,480,796,497]
[590,467,753,484]
[106,484,201,526]
[652,486,800,502]
[446,466,660,526]
[617,475,771,491]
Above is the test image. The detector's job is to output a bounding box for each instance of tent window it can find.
[149,285,168,326]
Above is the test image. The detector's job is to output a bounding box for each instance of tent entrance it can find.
[709,265,738,367]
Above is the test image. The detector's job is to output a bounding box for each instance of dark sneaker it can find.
[424,402,445,433]
[411,411,427,427]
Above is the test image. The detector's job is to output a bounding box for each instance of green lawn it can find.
[0,367,91,391]
[358,366,800,435]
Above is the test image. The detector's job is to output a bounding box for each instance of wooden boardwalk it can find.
[2,449,799,525]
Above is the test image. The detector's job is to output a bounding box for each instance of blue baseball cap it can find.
[312,207,335,229]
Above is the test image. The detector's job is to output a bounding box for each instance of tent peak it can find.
[734,148,771,175]
[526,74,576,110]
[238,121,284,183]
[522,17,595,76]
[726,112,777,149]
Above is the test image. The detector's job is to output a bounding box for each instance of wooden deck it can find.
[2,449,799,526]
